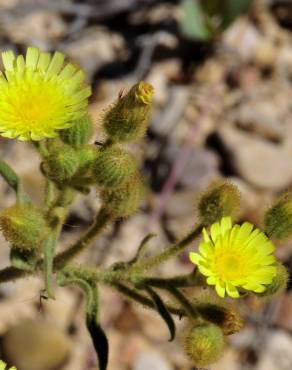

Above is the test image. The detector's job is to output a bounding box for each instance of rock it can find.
[2,11,67,48]
[1,319,71,370]
[163,146,219,191]
[133,350,173,370]
[218,126,292,190]
[256,330,292,370]
[271,293,292,332]
[65,27,125,79]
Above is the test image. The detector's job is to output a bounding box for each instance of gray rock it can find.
[219,126,292,190]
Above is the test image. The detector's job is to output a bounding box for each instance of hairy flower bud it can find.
[42,144,79,184]
[60,114,93,147]
[264,192,292,239]
[103,82,154,143]
[193,294,243,335]
[259,263,289,298]
[183,323,225,367]
[93,147,136,189]
[197,180,240,225]
[101,173,144,217]
[76,145,98,177]
[0,205,48,251]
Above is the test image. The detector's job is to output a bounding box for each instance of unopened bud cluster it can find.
[40,82,153,217]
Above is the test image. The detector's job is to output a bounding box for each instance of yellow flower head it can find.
[190,217,277,298]
[0,360,16,370]
[0,47,91,141]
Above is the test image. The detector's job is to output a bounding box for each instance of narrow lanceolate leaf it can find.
[130,233,157,264]
[181,0,214,40]
[57,273,109,370]
[85,281,109,370]
[145,286,176,341]
[221,0,253,29]
[86,318,109,370]
[0,160,19,191]
[0,159,30,204]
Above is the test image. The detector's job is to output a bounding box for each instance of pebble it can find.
[133,350,173,370]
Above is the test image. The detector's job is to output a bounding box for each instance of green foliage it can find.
[57,273,109,370]
[181,0,253,41]
[144,286,176,341]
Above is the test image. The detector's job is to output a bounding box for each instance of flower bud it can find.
[183,323,225,367]
[197,180,240,225]
[76,145,98,177]
[60,114,93,147]
[93,147,136,189]
[42,144,79,184]
[264,192,292,239]
[193,294,243,335]
[103,82,154,143]
[101,173,144,217]
[259,263,289,298]
[0,205,48,251]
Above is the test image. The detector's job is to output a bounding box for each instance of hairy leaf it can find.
[145,286,176,341]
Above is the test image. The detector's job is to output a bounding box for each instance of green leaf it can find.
[145,286,176,341]
[221,0,253,29]
[201,0,222,17]
[0,159,30,204]
[181,0,214,40]
[0,160,19,191]
[86,318,109,370]
[130,233,157,264]
[57,273,109,370]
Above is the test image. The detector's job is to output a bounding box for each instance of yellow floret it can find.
[189,217,277,298]
[0,47,91,141]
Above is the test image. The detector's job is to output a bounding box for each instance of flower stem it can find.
[55,208,113,269]
[128,224,203,274]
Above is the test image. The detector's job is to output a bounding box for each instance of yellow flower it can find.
[0,360,16,370]
[0,47,91,141]
[189,217,277,298]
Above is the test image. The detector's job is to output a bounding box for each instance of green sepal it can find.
[60,114,93,148]
[144,286,176,341]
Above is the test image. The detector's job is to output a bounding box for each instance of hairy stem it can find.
[112,282,185,317]
[55,208,113,269]
[135,270,200,288]
[128,224,203,274]
[0,266,28,283]
[166,286,198,319]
